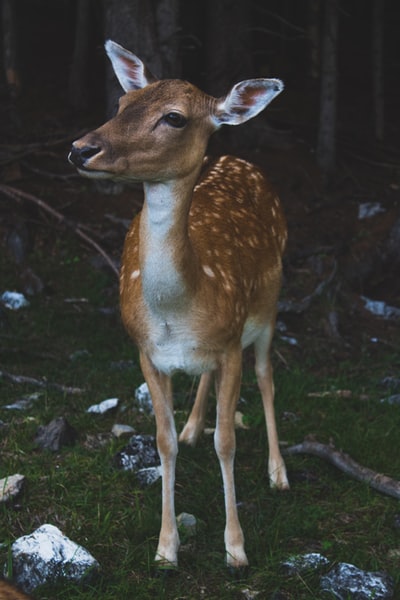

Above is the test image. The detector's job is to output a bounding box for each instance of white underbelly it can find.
[148,319,217,375]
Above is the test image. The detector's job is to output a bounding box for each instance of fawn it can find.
[0,580,32,600]
[69,40,289,569]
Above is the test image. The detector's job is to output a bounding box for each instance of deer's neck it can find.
[140,178,198,312]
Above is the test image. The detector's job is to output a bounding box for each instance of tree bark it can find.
[204,0,253,97]
[372,0,384,141]
[103,0,180,117]
[307,0,320,80]
[2,0,20,96]
[316,0,339,175]
[69,0,91,111]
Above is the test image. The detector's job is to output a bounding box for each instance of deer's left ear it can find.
[105,40,157,92]
[213,78,284,127]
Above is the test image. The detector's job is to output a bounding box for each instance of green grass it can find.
[1,235,400,599]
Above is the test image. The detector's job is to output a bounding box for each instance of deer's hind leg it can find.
[254,326,289,490]
[179,371,213,446]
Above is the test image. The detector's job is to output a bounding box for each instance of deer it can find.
[68,40,289,570]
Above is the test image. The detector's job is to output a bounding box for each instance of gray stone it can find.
[177,512,197,537]
[10,524,100,593]
[0,474,25,503]
[0,291,30,310]
[320,562,394,599]
[86,397,119,414]
[35,417,77,451]
[281,552,329,575]
[136,466,162,487]
[114,434,160,472]
[134,382,154,414]
[111,423,135,438]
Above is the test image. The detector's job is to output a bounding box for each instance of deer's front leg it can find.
[214,348,248,569]
[140,353,179,567]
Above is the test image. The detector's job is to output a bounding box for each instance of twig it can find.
[278,260,337,314]
[0,184,119,278]
[284,440,400,500]
[0,370,85,395]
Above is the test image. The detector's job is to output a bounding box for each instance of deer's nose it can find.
[68,144,101,169]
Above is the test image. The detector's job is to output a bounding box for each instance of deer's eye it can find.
[163,112,187,128]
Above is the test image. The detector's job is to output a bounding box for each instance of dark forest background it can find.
[1,0,399,336]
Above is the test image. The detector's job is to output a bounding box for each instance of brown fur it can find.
[0,580,32,600]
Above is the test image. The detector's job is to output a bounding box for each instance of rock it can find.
[135,466,162,487]
[86,397,119,414]
[114,434,160,472]
[10,524,100,593]
[358,202,385,220]
[281,552,329,575]
[4,392,42,411]
[0,291,30,310]
[361,296,400,320]
[380,394,400,406]
[0,474,25,503]
[35,417,77,451]
[134,382,154,415]
[111,423,135,438]
[320,562,394,599]
[177,512,197,538]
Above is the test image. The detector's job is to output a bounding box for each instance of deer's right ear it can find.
[105,40,157,92]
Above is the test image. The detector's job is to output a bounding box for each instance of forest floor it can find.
[0,80,400,599]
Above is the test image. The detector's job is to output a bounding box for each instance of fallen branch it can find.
[278,260,337,314]
[284,440,400,500]
[0,370,85,395]
[0,184,119,278]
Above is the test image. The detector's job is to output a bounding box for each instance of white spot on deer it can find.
[131,269,140,279]
[202,265,215,278]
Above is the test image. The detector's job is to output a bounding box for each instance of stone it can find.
[0,474,25,503]
[320,562,394,599]
[0,291,30,310]
[134,382,154,414]
[177,512,197,537]
[281,552,329,575]
[135,466,162,487]
[35,417,77,451]
[86,397,119,414]
[114,434,160,472]
[10,524,100,593]
[111,423,135,438]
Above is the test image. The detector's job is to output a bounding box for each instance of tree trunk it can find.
[307,0,320,80]
[69,0,91,111]
[103,0,180,117]
[316,0,339,175]
[372,0,384,142]
[2,0,20,96]
[204,0,253,97]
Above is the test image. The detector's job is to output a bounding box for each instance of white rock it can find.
[136,466,162,487]
[111,423,135,437]
[0,291,30,310]
[86,397,119,414]
[358,202,385,219]
[134,382,154,414]
[0,474,25,503]
[11,524,99,593]
[320,562,394,599]
[282,552,329,574]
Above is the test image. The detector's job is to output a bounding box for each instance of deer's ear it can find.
[213,78,284,127]
[105,40,157,92]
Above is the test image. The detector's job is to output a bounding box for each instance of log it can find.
[285,440,400,500]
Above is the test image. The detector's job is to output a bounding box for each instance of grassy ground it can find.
[1,232,400,600]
